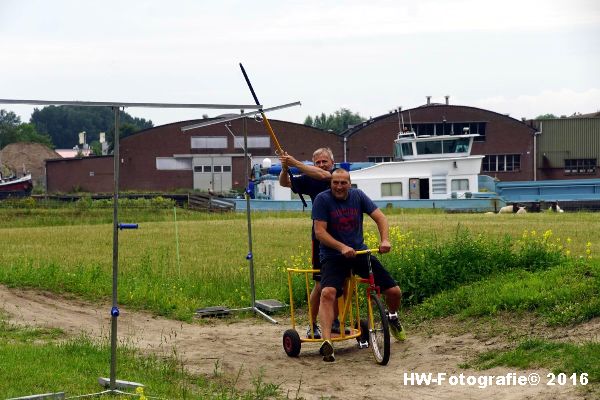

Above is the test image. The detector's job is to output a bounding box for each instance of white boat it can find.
[350,132,484,200]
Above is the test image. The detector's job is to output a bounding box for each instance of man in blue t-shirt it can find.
[279,147,345,339]
[312,168,406,362]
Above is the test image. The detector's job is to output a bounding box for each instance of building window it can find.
[381,182,402,197]
[191,136,227,149]
[482,154,521,172]
[565,159,596,174]
[203,165,211,172]
[412,122,486,141]
[451,179,469,191]
[213,165,222,172]
[223,165,231,172]
[368,156,393,163]
[234,136,270,149]
[156,157,192,170]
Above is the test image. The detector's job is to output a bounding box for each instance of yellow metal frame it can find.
[286,268,365,344]
[286,249,380,344]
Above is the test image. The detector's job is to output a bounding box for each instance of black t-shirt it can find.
[290,174,330,203]
[290,174,330,240]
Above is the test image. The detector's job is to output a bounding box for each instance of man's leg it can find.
[307,282,321,338]
[383,286,401,313]
[365,256,406,341]
[319,286,336,362]
[319,286,336,340]
[384,285,406,341]
[313,282,344,335]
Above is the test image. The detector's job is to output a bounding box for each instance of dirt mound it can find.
[0,142,61,188]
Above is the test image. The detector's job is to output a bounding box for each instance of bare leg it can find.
[310,282,339,325]
[319,287,336,340]
[383,286,402,313]
[309,282,321,325]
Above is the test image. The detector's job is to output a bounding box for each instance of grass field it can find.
[0,202,599,397]
[1,206,597,318]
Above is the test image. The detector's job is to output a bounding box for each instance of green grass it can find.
[1,204,599,396]
[407,258,600,389]
[0,317,282,399]
[411,260,600,325]
[0,206,597,320]
[465,339,600,384]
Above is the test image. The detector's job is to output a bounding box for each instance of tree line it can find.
[0,106,153,153]
[1,105,574,153]
[303,108,366,134]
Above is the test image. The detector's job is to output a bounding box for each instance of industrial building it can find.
[44,99,599,194]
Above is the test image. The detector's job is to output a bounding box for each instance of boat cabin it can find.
[350,133,483,201]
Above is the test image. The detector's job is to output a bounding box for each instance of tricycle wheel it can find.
[368,295,390,365]
[283,329,301,357]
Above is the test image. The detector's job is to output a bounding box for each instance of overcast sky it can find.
[2,0,600,129]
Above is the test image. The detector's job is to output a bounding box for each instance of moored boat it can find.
[0,173,33,199]
[350,131,484,200]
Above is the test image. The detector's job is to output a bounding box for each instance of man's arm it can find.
[279,152,332,181]
[314,220,356,258]
[278,164,292,187]
[369,208,391,254]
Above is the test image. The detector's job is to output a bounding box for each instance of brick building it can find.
[342,100,538,182]
[45,102,598,194]
[46,117,343,193]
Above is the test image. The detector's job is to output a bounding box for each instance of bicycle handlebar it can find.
[355,248,380,255]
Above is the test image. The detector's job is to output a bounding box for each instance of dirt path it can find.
[0,285,593,400]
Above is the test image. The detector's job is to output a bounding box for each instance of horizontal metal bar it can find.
[181,101,301,131]
[0,99,262,109]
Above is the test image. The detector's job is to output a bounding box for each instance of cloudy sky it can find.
[2,0,600,127]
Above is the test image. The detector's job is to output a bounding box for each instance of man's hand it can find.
[340,245,356,258]
[379,239,391,254]
[278,152,299,169]
[278,152,289,170]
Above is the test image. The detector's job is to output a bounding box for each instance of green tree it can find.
[304,108,365,134]
[535,113,558,120]
[0,109,53,149]
[30,106,153,149]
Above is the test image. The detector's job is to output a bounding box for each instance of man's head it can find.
[330,168,351,200]
[312,148,334,171]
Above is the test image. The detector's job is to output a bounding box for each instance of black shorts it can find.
[320,254,397,297]
[312,238,322,281]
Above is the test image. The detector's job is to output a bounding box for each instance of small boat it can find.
[0,173,33,199]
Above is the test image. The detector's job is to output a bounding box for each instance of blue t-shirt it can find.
[312,188,378,260]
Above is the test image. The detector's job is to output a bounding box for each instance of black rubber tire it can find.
[368,295,390,365]
[283,329,301,357]
[356,319,369,345]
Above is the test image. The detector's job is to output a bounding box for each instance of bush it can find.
[365,226,570,305]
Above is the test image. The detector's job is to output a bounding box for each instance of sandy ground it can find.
[1,285,597,400]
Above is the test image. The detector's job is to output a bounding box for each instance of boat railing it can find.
[396,131,417,140]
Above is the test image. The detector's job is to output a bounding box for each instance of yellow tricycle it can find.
[282,249,391,365]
